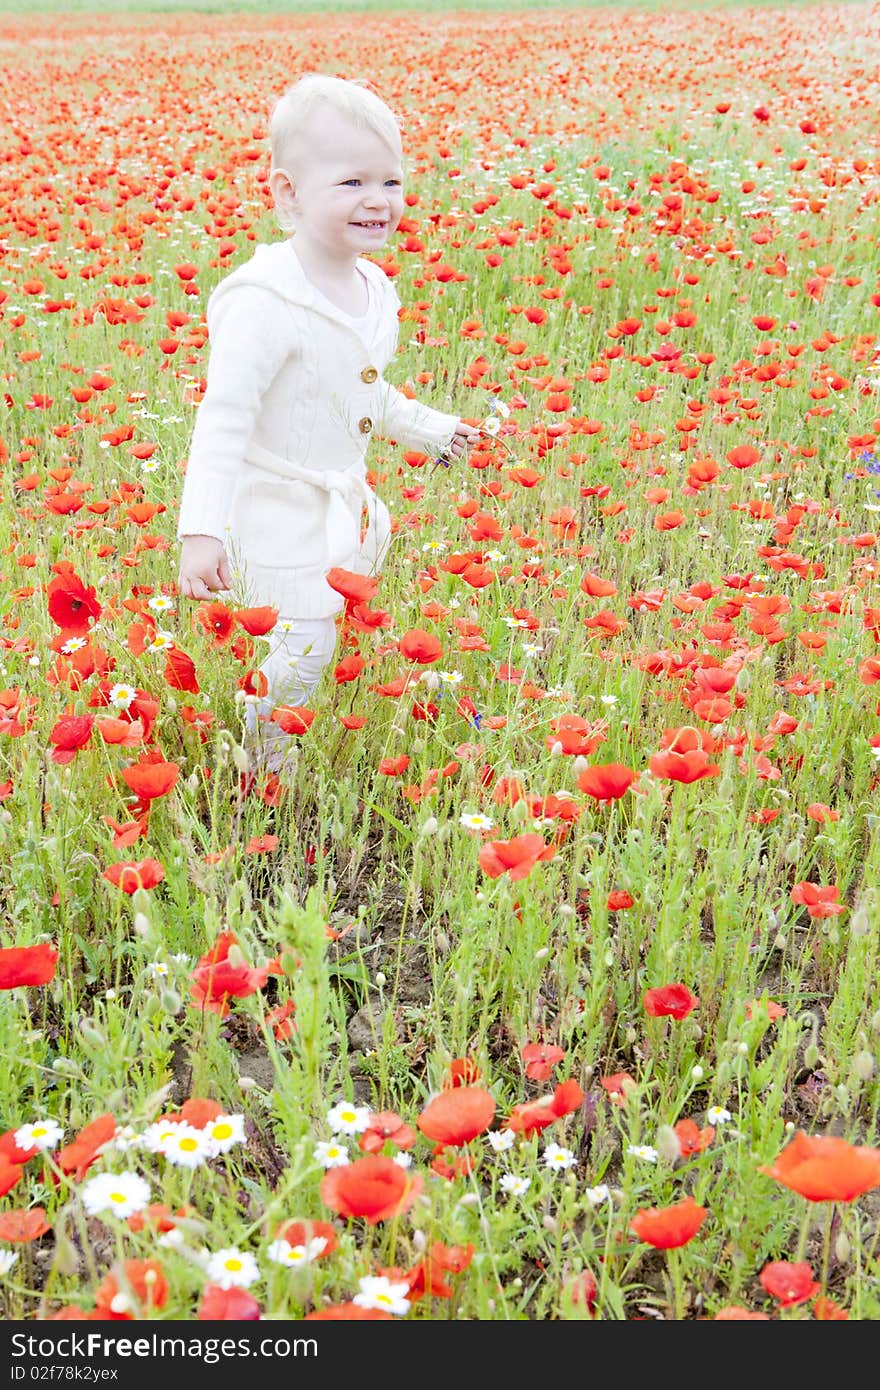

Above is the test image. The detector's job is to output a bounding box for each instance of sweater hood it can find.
[207,239,394,319]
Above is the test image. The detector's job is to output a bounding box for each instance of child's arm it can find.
[376,379,481,463]
[177,284,292,587]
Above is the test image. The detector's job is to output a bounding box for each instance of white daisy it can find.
[141,1119,185,1155]
[499,1173,531,1196]
[146,631,175,653]
[353,1275,411,1316]
[626,1144,659,1164]
[15,1119,63,1151]
[438,669,464,686]
[487,1128,516,1154]
[147,595,175,613]
[108,683,137,711]
[326,1101,371,1136]
[706,1106,733,1126]
[313,1140,350,1169]
[543,1142,576,1172]
[584,1184,611,1207]
[161,1124,213,1169]
[81,1171,151,1220]
[266,1237,327,1268]
[205,1248,259,1290]
[59,636,87,655]
[204,1114,246,1155]
[460,811,495,832]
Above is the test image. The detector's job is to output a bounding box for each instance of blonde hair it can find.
[269,73,403,169]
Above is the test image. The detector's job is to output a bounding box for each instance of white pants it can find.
[244,616,337,734]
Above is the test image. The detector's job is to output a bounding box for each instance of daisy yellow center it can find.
[225,1258,242,1272]
[33,1127,47,1138]
[179,1137,198,1152]
[110,1192,126,1203]
[376,1294,392,1306]
[212,1123,232,1140]
[340,1112,355,1123]
[289,1251,304,1263]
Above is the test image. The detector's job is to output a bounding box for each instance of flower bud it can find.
[160,988,182,1016]
[850,904,871,938]
[656,1124,681,1165]
[133,912,151,937]
[78,1020,106,1049]
[834,1231,851,1265]
[852,1050,875,1081]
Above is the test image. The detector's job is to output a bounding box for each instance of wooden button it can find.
[358,416,373,434]
[360,365,378,383]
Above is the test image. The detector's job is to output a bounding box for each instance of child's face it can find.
[277,109,405,263]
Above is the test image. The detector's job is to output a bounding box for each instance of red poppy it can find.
[94,1260,168,1319]
[600,1072,636,1107]
[813,1296,849,1320]
[0,1207,50,1242]
[631,1196,707,1249]
[46,566,102,634]
[759,1260,820,1307]
[234,605,278,637]
[417,1087,496,1146]
[714,1305,770,1320]
[648,749,720,783]
[790,882,846,918]
[607,890,635,911]
[398,628,443,664]
[188,933,270,1015]
[57,1114,116,1181]
[564,1269,598,1317]
[271,706,316,736]
[194,600,236,646]
[274,1219,337,1257]
[0,943,57,989]
[444,1057,482,1089]
[577,762,639,802]
[760,1131,880,1202]
[120,755,179,800]
[197,1285,261,1320]
[478,832,555,881]
[306,1302,393,1320]
[0,1157,25,1199]
[643,983,699,1020]
[521,1042,566,1082]
[358,1112,417,1154]
[102,859,165,893]
[321,1154,422,1224]
[326,568,379,604]
[674,1118,715,1156]
[506,1078,585,1135]
[48,714,95,765]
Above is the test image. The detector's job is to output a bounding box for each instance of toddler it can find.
[177,74,479,766]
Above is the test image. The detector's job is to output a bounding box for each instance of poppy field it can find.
[2,0,880,1322]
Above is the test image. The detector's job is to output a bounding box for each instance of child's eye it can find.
[341,179,361,186]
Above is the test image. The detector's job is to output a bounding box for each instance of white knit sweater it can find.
[177,238,461,618]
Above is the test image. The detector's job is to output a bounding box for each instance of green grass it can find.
[0,1,879,1322]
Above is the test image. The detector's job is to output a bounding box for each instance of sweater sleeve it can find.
[373,274,460,457]
[176,285,294,541]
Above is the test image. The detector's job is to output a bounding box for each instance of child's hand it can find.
[448,421,482,458]
[178,534,232,601]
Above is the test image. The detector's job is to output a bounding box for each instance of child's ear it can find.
[270,167,297,215]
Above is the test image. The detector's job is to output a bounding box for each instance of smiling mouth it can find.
[351,221,387,229]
